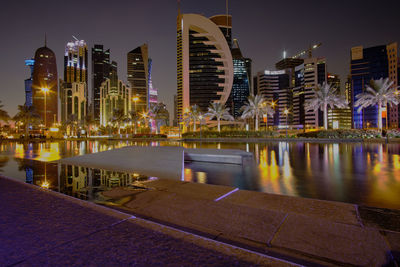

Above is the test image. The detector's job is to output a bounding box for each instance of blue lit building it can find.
[350,43,398,129]
[228,39,251,118]
[24,59,35,107]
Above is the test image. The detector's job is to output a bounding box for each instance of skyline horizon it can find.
[1,0,399,117]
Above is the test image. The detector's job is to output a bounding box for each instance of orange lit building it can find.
[32,41,58,127]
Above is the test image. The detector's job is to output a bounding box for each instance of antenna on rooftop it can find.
[225,0,229,38]
[44,33,47,47]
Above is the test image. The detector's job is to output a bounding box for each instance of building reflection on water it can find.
[1,140,400,209]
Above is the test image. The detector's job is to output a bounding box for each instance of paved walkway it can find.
[0,177,295,267]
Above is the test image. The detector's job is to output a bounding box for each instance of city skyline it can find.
[1,0,400,117]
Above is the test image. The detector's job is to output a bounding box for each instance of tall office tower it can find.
[92,44,111,122]
[350,43,398,129]
[127,44,149,113]
[24,59,35,107]
[99,61,132,126]
[227,39,251,118]
[32,40,58,127]
[327,74,351,129]
[60,38,88,123]
[254,70,290,126]
[177,13,233,121]
[292,57,327,128]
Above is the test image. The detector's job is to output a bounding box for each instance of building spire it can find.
[226,0,229,38]
[177,0,181,16]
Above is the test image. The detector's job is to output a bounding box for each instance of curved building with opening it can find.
[32,43,58,127]
[177,13,233,121]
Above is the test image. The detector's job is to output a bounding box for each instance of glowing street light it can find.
[132,96,139,112]
[41,87,49,128]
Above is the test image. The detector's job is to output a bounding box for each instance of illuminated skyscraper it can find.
[327,74,351,129]
[255,70,290,126]
[292,57,327,128]
[100,61,132,126]
[64,37,88,83]
[350,43,399,128]
[24,59,35,107]
[148,58,158,107]
[60,38,88,123]
[177,13,233,121]
[127,44,149,112]
[92,44,111,122]
[32,40,58,127]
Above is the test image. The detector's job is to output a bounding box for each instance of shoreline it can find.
[1,136,400,143]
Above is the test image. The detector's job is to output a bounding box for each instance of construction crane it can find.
[291,43,322,59]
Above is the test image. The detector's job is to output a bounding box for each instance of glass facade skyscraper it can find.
[229,39,251,118]
[127,44,149,112]
[177,13,233,121]
[350,43,398,129]
[24,59,34,107]
[92,44,111,122]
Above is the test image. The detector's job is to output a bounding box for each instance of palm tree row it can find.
[183,77,399,132]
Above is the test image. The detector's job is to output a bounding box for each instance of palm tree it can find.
[13,105,41,137]
[111,108,126,134]
[0,100,10,122]
[241,94,273,131]
[304,82,347,130]
[84,113,95,136]
[66,114,79,136]
[183,105,201,132]
[205,102,234,132]
[129,110,140,134]
[355,78,399,131]
[150,103,169,134]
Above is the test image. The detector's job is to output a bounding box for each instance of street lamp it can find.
[41,87,49,128]
[132,96,139,112]
[198,115,203,139]
[284,108,289,139]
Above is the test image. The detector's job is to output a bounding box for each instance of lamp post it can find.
[132,96,139,112]
[284,108,289,139]
[41,87,49,129]
[198,115,203,139]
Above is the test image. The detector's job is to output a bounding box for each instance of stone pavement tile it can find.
[221,190,359,225]
[0,178,128,266]
[358,205,400,232]
[383,231,400,264]
[164,182,237,200]
[126,192,286,246]
[17,220,258,267]
[271,213,392,266]
[142,178,187,191]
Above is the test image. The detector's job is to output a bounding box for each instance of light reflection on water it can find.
[0,140,399,209]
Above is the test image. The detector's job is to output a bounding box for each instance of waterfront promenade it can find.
[0,177,290,266]
[2,173,399,266]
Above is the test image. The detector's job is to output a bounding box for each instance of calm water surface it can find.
[0,140,399,209]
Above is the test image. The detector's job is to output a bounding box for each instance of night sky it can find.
[1,0,399,117]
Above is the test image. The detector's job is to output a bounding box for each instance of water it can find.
[0,140,399,209]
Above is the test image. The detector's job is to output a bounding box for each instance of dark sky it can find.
[1,0,400,117]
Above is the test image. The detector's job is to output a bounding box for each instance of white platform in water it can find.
[59,146,252,180]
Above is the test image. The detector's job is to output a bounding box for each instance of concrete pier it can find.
[60,146,253,180]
